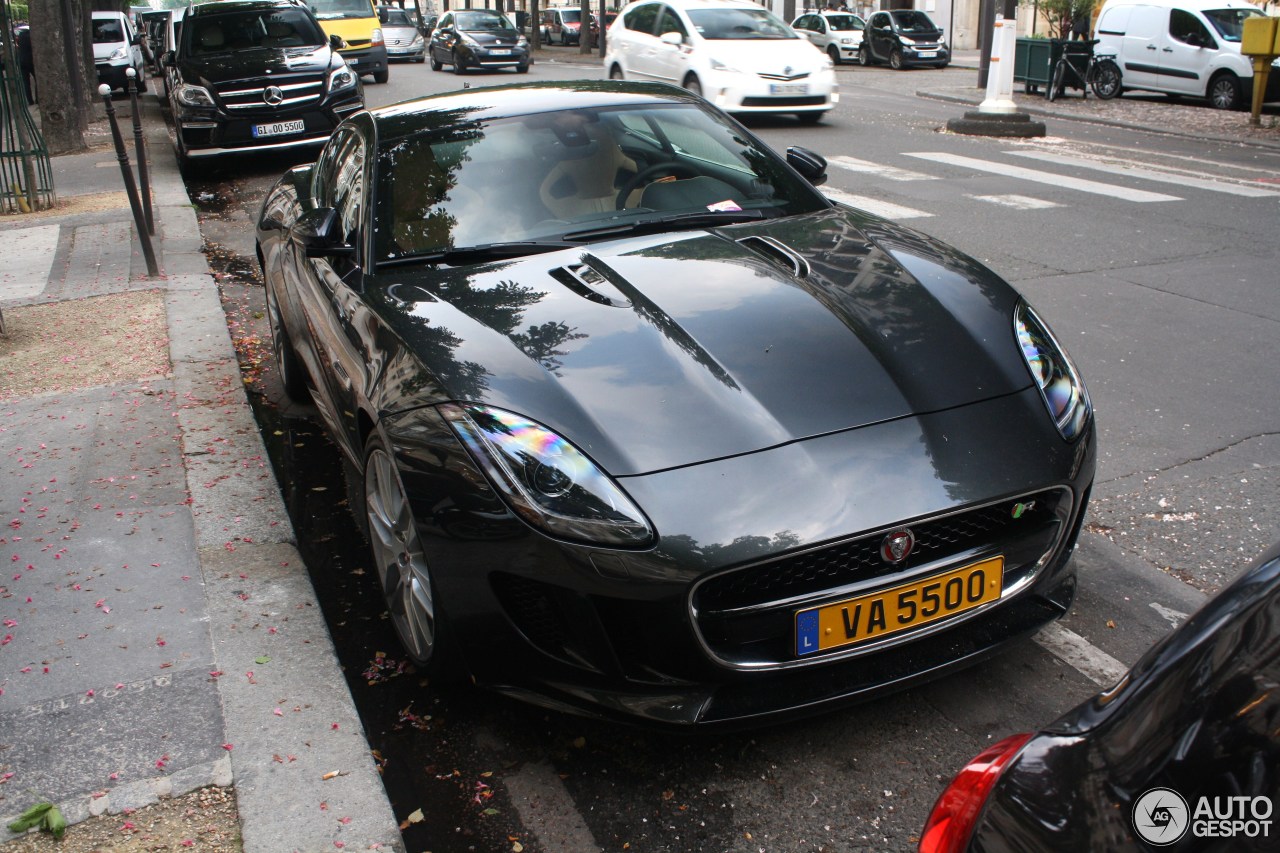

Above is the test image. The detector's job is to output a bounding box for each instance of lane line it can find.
[829,155,938,182]
[825,188,933,220]
[904,152,1183,202]
[1033,622,1130,687]
[1011,149,1280,198]
[969,194,1061,210]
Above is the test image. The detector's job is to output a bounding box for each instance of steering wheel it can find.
[616,162,701,210]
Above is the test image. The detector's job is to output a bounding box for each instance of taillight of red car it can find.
[918,733,1033,853]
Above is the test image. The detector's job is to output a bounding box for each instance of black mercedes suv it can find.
[164,0,364,163]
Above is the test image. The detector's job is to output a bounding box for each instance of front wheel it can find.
[828,45,841,66]
[372,69,389,84]
[888,48,903,70]
[1090,59,1122,99]
[1207,72,1241,110]
[265,284,309,403]
[683,74,702,98]
[608,64,624,80]
[858,45,871,66]
[452,50,466,74]
[1047,59,1066,102]
[796,111,824,125]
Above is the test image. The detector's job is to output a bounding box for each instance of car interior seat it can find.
[537,115,638,219]
[197,23,225,51]
[265,21,304,47]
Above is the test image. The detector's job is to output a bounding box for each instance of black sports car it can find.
[920,541,1280,853]
[254,81,1096,727]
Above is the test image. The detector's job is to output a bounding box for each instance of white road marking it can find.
[1150,601,1190,629]
[969,194,1061,210]
[1033,622,1130,687]
[825,188,933,220]
[0,224,60,300]
[829,155,938,182]
[503,759,600,850]
[904,152,1183,202]
[1011,149,1280,198]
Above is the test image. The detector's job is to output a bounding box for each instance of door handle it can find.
[332,361,352,390]
[1162,47,1173,52]
[1146,44,1157,50]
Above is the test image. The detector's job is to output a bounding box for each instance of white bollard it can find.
[979,15,1019,114]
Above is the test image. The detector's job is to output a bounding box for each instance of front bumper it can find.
[902,45,950,67]
[175,93,363,158]
[384,386,1096,727]
[386,40,425,60]
[458,43,529,69]
[95,62,131,91]
[339,44,388,77]
[704,70,839,114]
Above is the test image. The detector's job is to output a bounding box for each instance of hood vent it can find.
[736,235,811,280]
[549,256,633,308]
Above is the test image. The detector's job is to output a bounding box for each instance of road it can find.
[185,54,1280,852]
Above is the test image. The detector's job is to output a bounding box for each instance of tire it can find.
[609,64,624,80]
[1207,72,1241,110]
[372,69,389,84]
[452,50,466,74]
[1048,59,1066,102]
[516,63,529,73]
[796,111,824,125]
[1090,59,1122,100]
[430,51,442,71]
[828,45,841,66]
[264,284,310,403]
[858,44,871,66]
[683,74,702,97]
[415,55,426,63]
[888,48,903,70]
[362,432,458,678]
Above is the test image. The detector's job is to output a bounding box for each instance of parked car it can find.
[860,8,949,69]
[254,80,1096,727]
[1094,0,1280,109]
[541,6,584,45]
[605,0,838,123]
[378,4,426,62]
[428,9,529,73]
[92,10,148,93]
[791,10,865,65]
[308,0,389,83]
[920,541,1280,853]
[164,0,364,164]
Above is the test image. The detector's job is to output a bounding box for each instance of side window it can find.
[623,3,661,35]
[331,137,366,252]
[439,13,452,29]
[871,12,889,29]
[1169,9,1213,47]
[656,6,688,39]
[814,17,827,33]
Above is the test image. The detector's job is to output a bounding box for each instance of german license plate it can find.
[252,119,305,138]
[795,556,1004,657]
[769,83,809,96]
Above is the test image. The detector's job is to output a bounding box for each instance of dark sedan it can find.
[428,8,529,74]
[920,541,1280,852]
[255,81,1095,727]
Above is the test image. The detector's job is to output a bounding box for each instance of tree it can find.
[1027,0,1095,40]
[29,0,93,154]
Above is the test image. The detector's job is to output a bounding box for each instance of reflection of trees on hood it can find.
[512,321,586,377]
[659,530,802,571]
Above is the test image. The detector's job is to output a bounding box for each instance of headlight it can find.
[109,47,128,62]
[460,33,478,46]
[175,83,215,108]
[1015,302,1090,441]
[441,403,654,547]
[709,57,741,73]
[899,36,916,46]
[517,35,528,46]
[840,37,855,44]
[371,27,384,47]
[328,64,356,93]
[411,34,424,46]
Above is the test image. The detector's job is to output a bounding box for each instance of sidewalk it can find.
[0,95,401,851]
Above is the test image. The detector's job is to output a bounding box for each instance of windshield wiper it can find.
[380,240,579,268]
[563,209,766,242]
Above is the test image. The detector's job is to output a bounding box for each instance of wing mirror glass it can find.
[292,207,355,259]
[787,146,827,187]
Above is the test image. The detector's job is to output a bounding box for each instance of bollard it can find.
[126,68,155,235]
[100,84,160,278]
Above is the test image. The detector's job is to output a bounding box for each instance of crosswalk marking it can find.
[1010,149,1280,198]
[903,152,1183,202]
[829,155,937,182]
[824,188,933,220]
[970,194,1061,210]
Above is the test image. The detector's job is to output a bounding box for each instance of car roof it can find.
[628,0,766,10]
[368,81,704,145]
[186,0,302,18]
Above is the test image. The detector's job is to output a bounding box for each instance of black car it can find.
[429,9,529,74]
[164,0,364,163]
[920,541,1280,853]
[860,9,949,69]
[254,81,1095,727]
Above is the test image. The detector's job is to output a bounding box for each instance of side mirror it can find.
[659,31,683,46]
[292,208,355,259]
[330,33,346,51]
[787,146,827,187]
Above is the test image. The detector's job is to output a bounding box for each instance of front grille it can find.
[741,96,827,107]
[214,74,324,114]
[757,71,811,81]
[693,489,1071,665]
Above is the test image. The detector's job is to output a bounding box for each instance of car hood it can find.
[372,207,1033,476]
[699,37,826,74]
[177,45,333,87]
[93,42,129,61]
[383,25,420,39]
[459,28,522,44]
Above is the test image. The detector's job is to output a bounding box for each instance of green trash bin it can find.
[1014,38,1092,96]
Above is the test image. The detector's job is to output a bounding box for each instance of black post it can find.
[126,68,155,236]
[100,84,160,278]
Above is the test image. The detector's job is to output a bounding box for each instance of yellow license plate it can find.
[795,556,1004,656]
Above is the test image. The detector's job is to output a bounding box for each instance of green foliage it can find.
[7,802,66,839]
[1025,0,1095,40]
[6,2,29,23]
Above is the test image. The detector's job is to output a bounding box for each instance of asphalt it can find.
[0,52,1275,851]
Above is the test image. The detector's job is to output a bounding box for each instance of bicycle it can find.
[1047,39,1123,102]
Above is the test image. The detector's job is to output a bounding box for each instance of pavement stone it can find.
[0,53,1274,852]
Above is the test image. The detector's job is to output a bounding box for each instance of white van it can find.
[92,10,147,94]
[1094,0,1280,109]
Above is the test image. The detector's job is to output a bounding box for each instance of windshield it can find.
[381,9,414,27]
[1203,8,1261,42]
[890,10,939,33]
[825,14,864,31]
[686,8,797,40]
[558,9,582,23]
[455,11,515,30]
[374,102,826,263]
[188,9,325,54]
[92,19,125,44]
[310,0,374,21]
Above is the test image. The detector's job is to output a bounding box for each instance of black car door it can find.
[430,12,453,61]
[867,12,890,61]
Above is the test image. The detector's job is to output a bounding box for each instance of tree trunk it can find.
[579,0,590,54]
[30,0,88,153]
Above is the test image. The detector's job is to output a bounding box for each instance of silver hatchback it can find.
[791,10,865,65]
[379,5,426,62]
